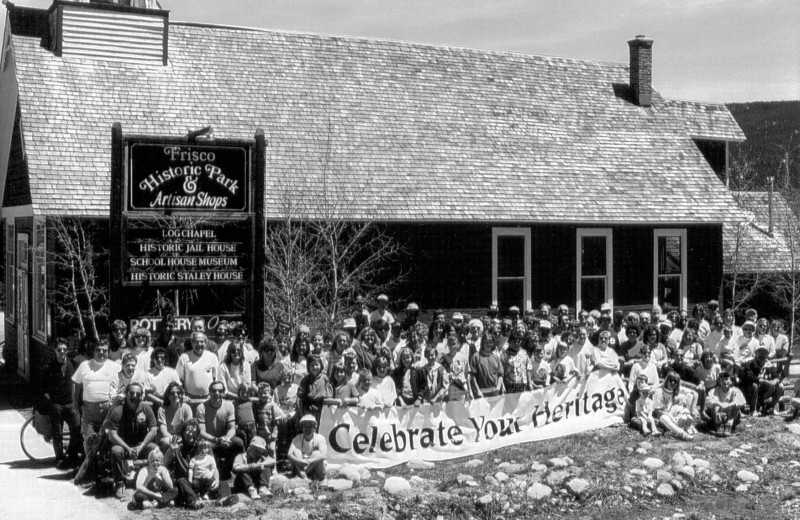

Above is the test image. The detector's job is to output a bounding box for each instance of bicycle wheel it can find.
[19,415,56,463]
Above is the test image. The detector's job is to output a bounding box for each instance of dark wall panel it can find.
[2,108,32,208]
[531,225,575,308]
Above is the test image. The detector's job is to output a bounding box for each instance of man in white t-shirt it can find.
[71,339,119,457]
[287,414,327,481]
[176,332,219,400]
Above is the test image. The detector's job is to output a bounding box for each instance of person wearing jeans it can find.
[45,338,81,468]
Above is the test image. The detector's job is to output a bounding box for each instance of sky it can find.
[3,0,798,103]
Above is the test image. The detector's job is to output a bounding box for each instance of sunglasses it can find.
[128,392,143,398]
[56,347,68,352]
[210,389,225,394]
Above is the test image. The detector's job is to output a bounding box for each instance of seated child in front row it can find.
[132,448,178,510]
[634,383,661,437]
[188,440,219,500]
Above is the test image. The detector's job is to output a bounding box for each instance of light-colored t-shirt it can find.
[219,361,252,395]
[145,366,181,397]
[189,452,217,481]
[158,402,194,436]
[71,359,120,403]
[196,399,236,438]
[176,350,219,397]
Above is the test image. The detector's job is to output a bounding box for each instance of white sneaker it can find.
[247,487,260,500]
[141,500,156,509]
[258,486,273,498]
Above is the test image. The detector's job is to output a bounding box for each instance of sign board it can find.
[109,126,266,341]
[123,218,251,286]
[128,143,249,212]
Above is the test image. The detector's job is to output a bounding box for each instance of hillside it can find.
[727,101,800,189]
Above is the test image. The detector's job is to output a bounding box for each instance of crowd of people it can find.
[39,295,796,511]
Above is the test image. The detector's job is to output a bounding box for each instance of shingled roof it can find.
[724,192,800,274]
[7,14,746,222]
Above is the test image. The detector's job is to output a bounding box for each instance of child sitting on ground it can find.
[188,440,218,500]
[634,383,660,437]
[131,448,178,510]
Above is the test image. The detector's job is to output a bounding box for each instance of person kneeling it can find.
[131,448,178,510]
[287,414,327,481]
[233,435,276,500]
[705,372,745,436]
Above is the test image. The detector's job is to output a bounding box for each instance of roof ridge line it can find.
[169,20,625,68]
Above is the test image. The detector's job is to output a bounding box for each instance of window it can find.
[653,229,687,312]
[33,218,47,339]
[5,220,14,322]
[492,228,531,312]
[576,229,613,313]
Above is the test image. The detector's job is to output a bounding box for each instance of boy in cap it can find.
[287,415,327,481]
[232,435,275,500]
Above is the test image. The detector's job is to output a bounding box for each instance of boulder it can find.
[269,474,290,494]
[787,424,800,435]
[336,464,363,485]
[604,461,620,469]
[656,470,673,482]
[530,463,548,473]
[638,441,654,450]
[630,469,647,476]
[671,451,693,468]
[655,483,674,497]
[476,494,493,507]
[465,459,484,469]
[671,480,684,491]
[622,485,633,494]
[495,471,509,483]
[502,463,528,475]
[383,477,412,495]
[565,478,590,497]
[643,458,665,470]
[738,470,759,483]
[484,475,499,486]
[691,459,710,470]
[735,484,750,493]
[636,448,648,455]
[545,470,570,487]
[678,466,695,479]
[323,479,354,492]
[547,457,571,468]
[457,474,476,486]
[526,483,553,500]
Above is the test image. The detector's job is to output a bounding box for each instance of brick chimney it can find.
[628,35,654,107]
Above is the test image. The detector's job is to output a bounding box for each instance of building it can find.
[0,0,752,380]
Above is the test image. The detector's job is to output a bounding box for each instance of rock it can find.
[691,458,710,470]
[465,459,484,469]
[604,461,620,469]
[376,471,386,479]
[259,511,310,520]
[336,464,363,485]
[409,476,429,486]
[626,447,634,453]
[738,470,759,483]
[530,463,548,473]
[545,470,570,487]
[671,479,684,491]
[526,483,553,500]
[358,466,371,480]
[636,448,648,455]
[711,474,722,483]
[383,476,412,495]
[740,444,753,451]
[565,478,591,496]
[638,441,654,450]
[457,474,475,485]
[476,494,493,507]
[503,463,528,475]
[678,466,695,479]
[270,474,290,493]
[671,451,693,467]
[787,424,800,435]
[324,479,354,492]
[630,469,647,476]
[484,475,499,486]
[761,457,769,465]
[736,484,750,493]
[495,471,509,483]
[729,451,741,458]
[350,486,380,500]
[656,483,675,497]
[408,459,435,470]
[547,457,571,468]
[656,470,673,482]
[318,495,328,501]
[622,485,633,494]
[643,458,665,470]
[229,501,247,512]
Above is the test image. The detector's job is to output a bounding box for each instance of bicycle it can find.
[19,411,72,463]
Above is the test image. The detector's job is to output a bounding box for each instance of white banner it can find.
[321,371,629,468]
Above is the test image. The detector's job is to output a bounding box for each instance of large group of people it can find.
[39,296,795,511]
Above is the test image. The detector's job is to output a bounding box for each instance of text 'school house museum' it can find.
[0,1,755,380]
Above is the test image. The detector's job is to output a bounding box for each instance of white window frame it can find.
[32,217,47,340]
[653,229,688,312]
[492,227,531,312]
[576,228,613,313]
[5,219,14,323]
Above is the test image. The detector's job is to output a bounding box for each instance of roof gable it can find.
[9,20,745,222]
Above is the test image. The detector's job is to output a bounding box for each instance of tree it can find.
[770,186,800,346]
[49,217,109,341]
[263,119,405,331]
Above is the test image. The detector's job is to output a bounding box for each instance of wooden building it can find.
[0,0,766,380]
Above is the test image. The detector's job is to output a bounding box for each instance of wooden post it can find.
[252,129,266,341]
[109,123,124,322]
